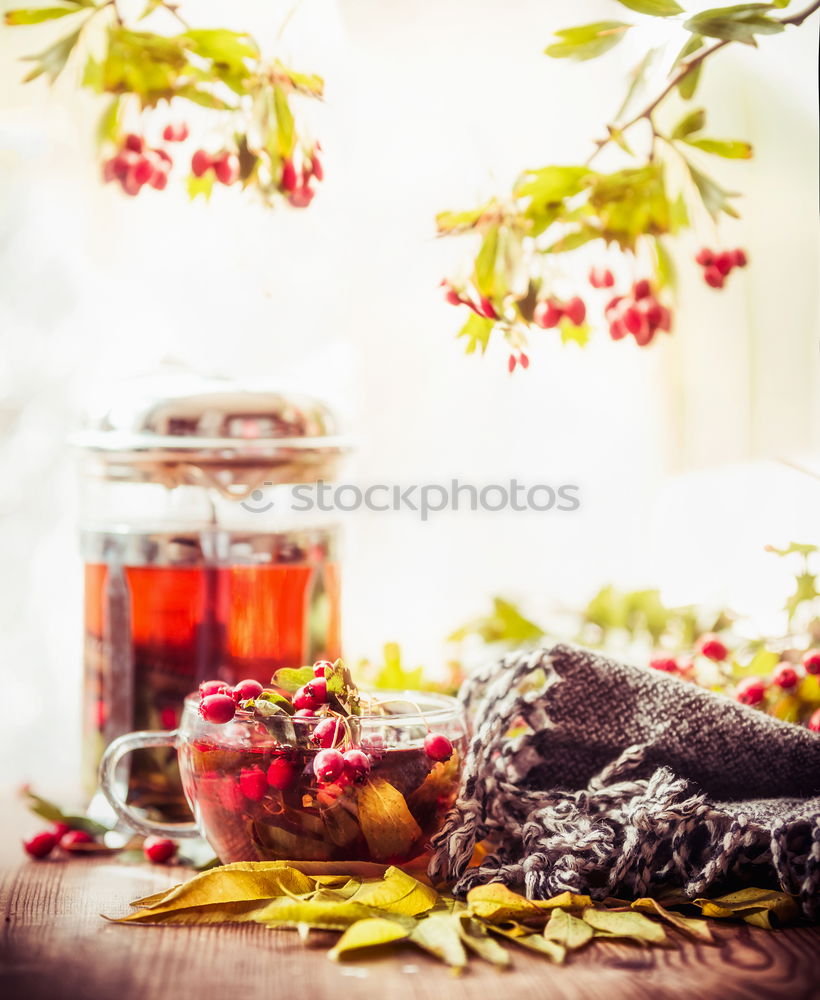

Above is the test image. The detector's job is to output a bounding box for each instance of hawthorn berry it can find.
[162,123,189,143]
[199,693,236,724]
[697,634,729,662]
[478,296,497,320]
[589,267,614,289]
[51,821,71,840]
[143,836,177,864]
[309,151,324,181]
[293,708,317,718]
[703,266,725,289]
[281,158,298,193]
[424,732,453,762]
[808,708,820,733]
[533,299,563,329]
[313,717,343,748]
[695,248,714,267]
[802,649,820,675]
[313,748,345,784]
[287,185,315,208]
[735,676,767,707]
[199,680,231,699]
[267,756,298,790]
[124,133,144,154]
[633,279,651,300]
[564,296,586,327]
[239,766,268,802]
[60,829,94,850]
[342,749,371,781]
[191,149,212,178]
[714,252,734,277]
[772,662,800,690]
[731,249,748,268]
[294,678,327,711]
[650,657,679,674]
[313,660,333,678]
[232,678,264,703]
[213,152,239,186]
[443,283,463,306]
[23,830,57,859]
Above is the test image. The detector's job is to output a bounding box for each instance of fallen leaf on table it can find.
[581,907,669,945]
[630,897,714,942]
[693,887,798,926]
[328,917,410,959]
[349,865,438,916]
[543,908,595,949]
[489,924,566,963]
[112,899,273,925]
[253,898,384,931]
[537,891,594,911]
[456,914,511,967]
[466,883,545,922]
[129,862,315,911]
[410,913,468,969]
[355,779,422,861]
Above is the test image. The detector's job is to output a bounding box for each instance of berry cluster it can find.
[191,148,240,186]
[441,281,498,321]
[695,248,748,289]
[197,660,454,793]
[604,279,671,347]
[278,146,324,208]
[651,636,820,730]
[23,820,176,865]
[102,133,173,196]
[533,295,587,330]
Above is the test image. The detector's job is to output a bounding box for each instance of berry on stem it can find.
[589,267,614,289]
[802,649,820,675]
[312,717,343,748]
[213,152,239,185]
[697,634,729,662]
[424,732,453,762]
[703,266,725,289]
[564,296,586,326]
[143,836,177,864]
[342,749,371,780]
[124,133,144,154]
[313,748,345,784]
[695,248,714,267]
[533,299,563,329]
[281,158,298,193]
[232,678,264,703]
[313,660,333,678]
[735,676,767,706]
[199,693,236,724]
[772,662,800,690]
[808,708,820,733]
[23,830,57,859]
[199,679,231,699]
[650,657,679,674]
[191,149,211,178]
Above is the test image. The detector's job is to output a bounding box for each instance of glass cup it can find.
[100,690,467,865]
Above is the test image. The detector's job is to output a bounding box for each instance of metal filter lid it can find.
[72,374,350,492]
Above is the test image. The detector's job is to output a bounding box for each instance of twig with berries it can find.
[4,1,326,208]
[437,0,820,369]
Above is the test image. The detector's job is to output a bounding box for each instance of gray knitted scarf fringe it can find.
[428,643,820,919]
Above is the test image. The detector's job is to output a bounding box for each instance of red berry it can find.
[424,732,453,762]
[121,169,143,197]
[199,680,231,699]
[604,294,624,317]
[342,749,371,781]
[698,634,729,662]
[267,756,298,790]
[239,766,268,802]
[149,169,168,191]
[564,296,586,326]
[293,708,317,718]
[478,296,497,320]
[657,305,672,332]
[772,662,800,690]
[703,265,725,289]
[213,152,239,185]
[143,836,176,864]
[313,717,343,748]
[519,352,529,370]
[51,822,71,840]
[112,150,137,176]
[609,319,628,341]
[650,657,679,674]
[444,287,462,306]
[60,829,94,850]
[191,149,211,178]
[309,152,324,181]
[695,248,714,267]
[287,185,315,208]
[808,708,820,733]
[508,354,517,374]
[294,679,326,711]
[159,707,177,729]
[313,660,333,678]
[23,831,57,859]
[103,158,118,183]
[633,279,651,300]
[589,267,614,289]
[623,306,645,337]
[642,297,663,329]
[199,693,236,724]
[735,676,767,707]
[731,248,748,268]
[124,133,144,154]
[132,157,153,185]
[232,678,264,703]
[714,252,733,277]
[313,748,345,784]
[163,123,189,143]
[633,324,656,348]
[802,649,820,675]
[153,147,172,165]
[533,300,563,329]
[281,158,298,193]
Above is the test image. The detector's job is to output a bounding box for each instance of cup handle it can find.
[99,730,200,839]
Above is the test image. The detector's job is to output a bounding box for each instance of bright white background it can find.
[1,0,818,794]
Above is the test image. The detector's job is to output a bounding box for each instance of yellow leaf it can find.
[410,913,468,968]
[466,883,544,922]
[694,887,798,921]
[112,899,272,925]
[355,778,422,861]
[253,898,381,931]
[631,898,714,942]
[456,914,511,967]
[349,866,438,916]
[743,901,799,929]
[582,908,668,945]
[543,908,595,949]
[537,891,594,911]
[328,917,409,959]
[490,925,566,963]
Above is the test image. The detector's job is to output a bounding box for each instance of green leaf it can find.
[96,95,121,147]
[582,907,669,944]
[355,779,422,861]
[22,25,82,82]
[685,161,740,220]
[435,205,492,234]
[271,666,315,692]
[410,913,468,968]
[21,788,109,836]
[613,48,659,121]
[615,0,683,15]
[174,85,233,110]
[273,84,296,158]
[5,6,82,25]
[545,21,632,61]
[516,165,590,211]
[684,5,785,46]
[457,312,495,355]
[325,660,362,716]
[473,225,500,296]
[373,643,424,692]
[252,690,295,715]
[273,60,324,97]
[684,137,753,158]
[544,908,595,949]
[448,596,545,644]
[182,29,259,70]
[559,318,591,347]
[671,108,705,139]
[654,237,677,291]
[328,917,409,959]
[767,542,818,558]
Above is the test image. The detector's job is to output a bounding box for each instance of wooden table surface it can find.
[2,797,818,1000]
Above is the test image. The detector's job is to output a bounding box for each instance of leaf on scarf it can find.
[456,914,511,967]
[410,913,468,969]
[349,865,438,916]
[693,888,799,926]
[543,908,595,949]
[355,779,422,861]
[466,883,545,922]
[581,907,669,945]
[537,891,594,911]
[129,862,315,911]
[630,897,714,942]
[490,924,566,963]
[253,898,383,931]
[328,917,410,959]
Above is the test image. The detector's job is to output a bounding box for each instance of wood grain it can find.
[2,806,818,1000]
